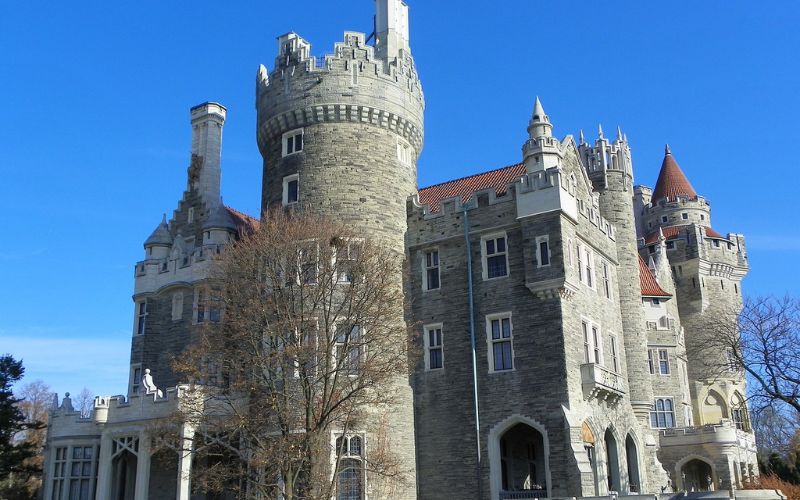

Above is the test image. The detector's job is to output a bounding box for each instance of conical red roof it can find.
[651,145,698,203]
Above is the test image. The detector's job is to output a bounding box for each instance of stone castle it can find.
[44,1,761,499]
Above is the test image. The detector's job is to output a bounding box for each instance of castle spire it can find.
[579,129,585,145]
[375,0,410,60]
[616,126,623,142]
[652,145,698,203]
[527,96,553,139]
[598,123,604,139]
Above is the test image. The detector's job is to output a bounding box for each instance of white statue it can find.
[142,369,163,398]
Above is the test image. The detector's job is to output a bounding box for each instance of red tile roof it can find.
[639,255,671,297]
[644,225,728,245]
[418,163,526,212]
[644,225,686,245]
[226,206,259,234]
[651,146,698,203]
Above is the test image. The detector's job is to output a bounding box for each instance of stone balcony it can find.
[580,363,625,403]
[660,419,756,448]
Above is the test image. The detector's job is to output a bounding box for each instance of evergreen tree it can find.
[0,354,39,483]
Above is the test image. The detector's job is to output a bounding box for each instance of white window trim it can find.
[601,260,612,300]
[581,317,604,366]
[421,248,440,292]
[134,299,147,336]
[481,232,509,281]
[535,235,551,268]
[130,363,142,396]
[335,238,364,283]
[282,128,304,157]
[330,431,367,499]
[583,245,595,289]
[171,291,183,321]
[334,324,365,377]
[609,333,619,373]
[486,312,514,373]
[397,138,412,165]
[650,396,676,429]
[282,173,300,206]
[423,323,444,371]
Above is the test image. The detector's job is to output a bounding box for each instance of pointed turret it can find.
[598,123,604,139]
[144,214,172,249]
[527,96,553,139]
[651,145,698,203]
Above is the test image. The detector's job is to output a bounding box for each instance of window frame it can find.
[486,312,514,373]
[135,300,148,336]
[334,324,364,376]
[650,397,676,429]
[423,323,444,371]
[130,364,142,395]
[481,233,509,280]
[282,128,304,157]
[335,238,364,284]
[535,235,550,268]
[333,433,366,500]
[171,291,183,321]
[282,173,300,206]
[422,249,440,291]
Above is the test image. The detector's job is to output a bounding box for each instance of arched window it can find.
[336,435,364,500]
[731,393,750,431]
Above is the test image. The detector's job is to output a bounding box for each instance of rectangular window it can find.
[535,236,550,267]
[658,349,670,374]
[283,174,299,206]
[336,239,363,283]
[131,365,142,395]
[209,288,222,323]
[487,313,513,372]
[648,349,655,374]
[195,288,205,324]
[577,243,584,282]
[483,235,508,279]
[666,241,675,250]
[681,212,688,220]
[650,398,676,428]
[282,129,303,156]
[171,292,183,321]
[582,321,591,363]
[424,324,443,370]
[298,242,319,285]
[592,325,602,365]
[52,447,67,500]
[584,248,594,288]
[661,215,668,223]
[135,301,147,335]
[187,207,195,223]
[335,325,363,375]
[397,140,412,164]
[610,335,619,372]
[424,250,440,290]
[69,445,96,500]
[602,261,611,299]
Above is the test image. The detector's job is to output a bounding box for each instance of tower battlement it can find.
[256,29,424,157]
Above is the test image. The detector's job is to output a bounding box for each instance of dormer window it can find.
[282,129,304,156]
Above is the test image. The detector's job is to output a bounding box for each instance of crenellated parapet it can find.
[256,30,424,156]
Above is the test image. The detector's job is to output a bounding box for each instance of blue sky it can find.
[1,1,798,398]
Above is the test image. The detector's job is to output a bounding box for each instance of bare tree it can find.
[698,295,800,415]
[74,387,94,418]
[13,380,53,497]
[173,210,413,500]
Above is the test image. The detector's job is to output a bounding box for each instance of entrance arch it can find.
[676,455,716,492]
[489,415,551,499]
[604,429,621,493]
[625,434,640,493]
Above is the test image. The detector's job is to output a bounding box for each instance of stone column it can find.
[134,432,151,500]
[176,423,195,500]
[95,432,114,500]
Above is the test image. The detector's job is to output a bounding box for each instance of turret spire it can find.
[617,126,623,141]
[598,123,604,139]
[652,145,698,203]
[527,96,553,139]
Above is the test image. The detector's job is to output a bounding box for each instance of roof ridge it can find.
[419,162,524,191]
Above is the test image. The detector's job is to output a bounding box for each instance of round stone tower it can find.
[255,2,422,498]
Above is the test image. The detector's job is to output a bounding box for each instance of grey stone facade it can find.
[42,1,765,499]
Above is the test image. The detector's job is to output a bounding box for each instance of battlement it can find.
[256,30,424,155]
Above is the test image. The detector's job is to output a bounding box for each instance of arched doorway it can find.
[582,422,599,496]
[681,458,715,492]
[604,429,621,493]
[110,450,137,500]
[625,434,640,493]
[490,419,549,499]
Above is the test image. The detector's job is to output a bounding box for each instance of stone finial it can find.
[598,123,604,139]
[61,392,74,412]
[665,143,671,155]
[579,129,585,144]
[616,126,623,141]
[52,392,59,410]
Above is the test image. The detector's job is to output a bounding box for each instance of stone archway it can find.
[604,429,621,493]
[701,389,728,425]
[489,415,551,500]
[676,455,717,492]
[625,434,640,493]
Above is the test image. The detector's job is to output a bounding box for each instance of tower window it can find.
[423,249,440,290]
[661,216,668,223]
[283,174,299,206]
[135,300,148,335]
[282,128,304,156]
[681,212,688,220]
[535,235,550,267]
[482,234,508,280]
[666,241,675,250]
[487,313,513,372]
[650,398,676,428]
[335,434,364,500]
[424,324,443,370]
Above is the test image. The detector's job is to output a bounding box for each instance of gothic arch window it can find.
[731,393,750,431]
[335,435,364,500]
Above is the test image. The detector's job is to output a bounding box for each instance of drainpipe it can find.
[463,204,482,495]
